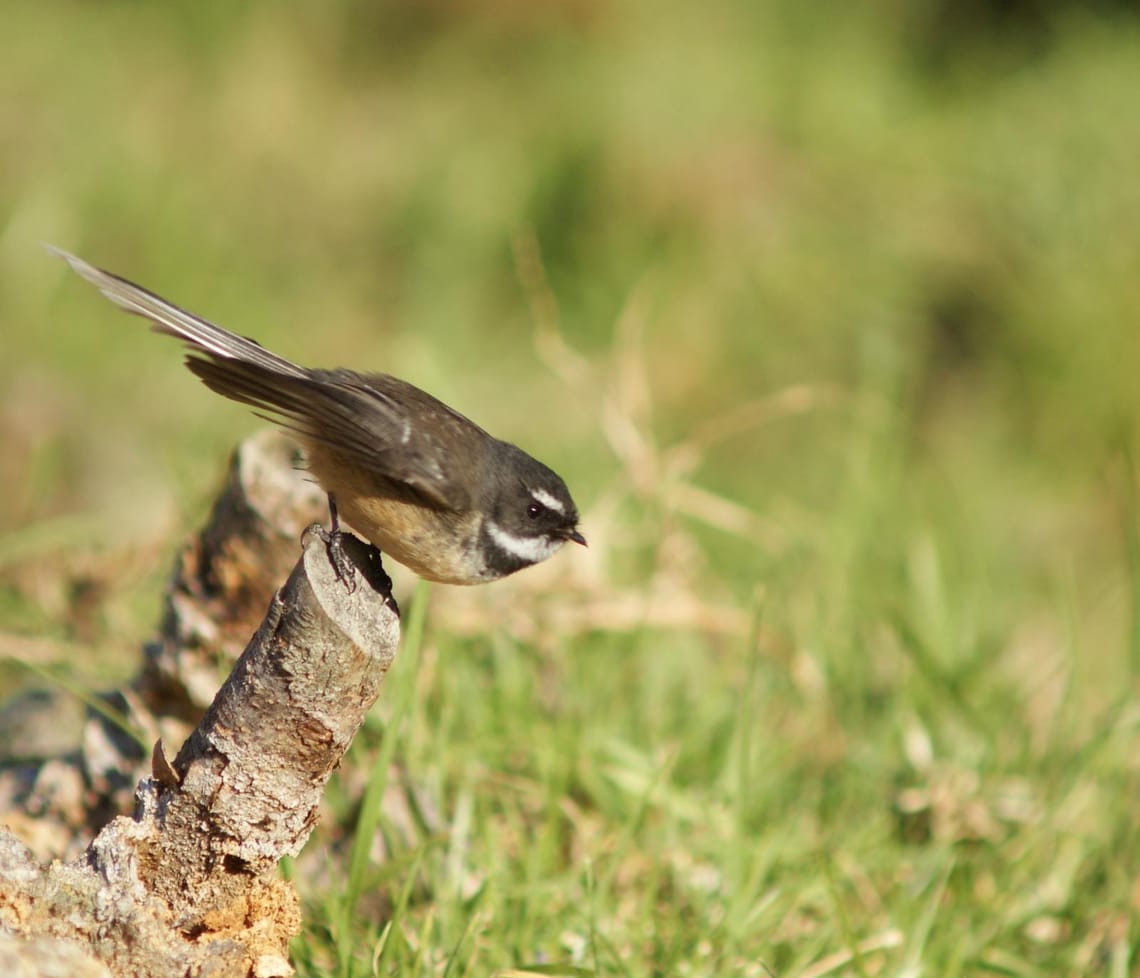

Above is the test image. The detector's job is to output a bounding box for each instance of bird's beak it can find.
[565,528,587,547]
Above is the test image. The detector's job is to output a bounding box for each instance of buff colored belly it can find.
[303,442,487,584]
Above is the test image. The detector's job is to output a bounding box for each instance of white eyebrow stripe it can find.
[486,522,562,564]
[530,488,565,515]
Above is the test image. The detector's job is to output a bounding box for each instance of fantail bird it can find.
[49,247,585,585]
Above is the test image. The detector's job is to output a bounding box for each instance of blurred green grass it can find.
[3,1,1140,975]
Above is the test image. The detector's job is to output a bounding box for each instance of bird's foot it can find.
[322,492,358,592]
[323,527,359,594]
[302,522,397,610]
[312,494,397,609]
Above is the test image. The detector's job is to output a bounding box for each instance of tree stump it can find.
[0,434,401,977]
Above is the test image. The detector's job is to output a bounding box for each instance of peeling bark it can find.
[0,463,401,977]
[0,431,329,858]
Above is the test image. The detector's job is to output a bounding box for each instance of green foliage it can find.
[2,1,1139,975]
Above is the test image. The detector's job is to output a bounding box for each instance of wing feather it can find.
[52,246,479,511]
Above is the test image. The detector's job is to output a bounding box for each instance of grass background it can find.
[2,1,1139,975]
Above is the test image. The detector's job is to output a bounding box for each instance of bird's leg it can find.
[308,494,394,604]
[323,493,358,592]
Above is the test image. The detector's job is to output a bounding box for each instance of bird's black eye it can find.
[526,502,543,519]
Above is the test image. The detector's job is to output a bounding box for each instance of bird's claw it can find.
[324,527,358,593]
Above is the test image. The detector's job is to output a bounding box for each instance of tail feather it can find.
[50,246,460,508]
[47,245,304,379]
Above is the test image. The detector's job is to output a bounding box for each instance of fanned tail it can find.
[46,245,304,379]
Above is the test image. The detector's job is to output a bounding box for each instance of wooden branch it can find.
[144,429,330,722]
[0,524,400,977]
[0,431,331,858]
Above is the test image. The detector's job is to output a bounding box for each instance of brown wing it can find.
[187,359,483,511]
[51,246,484,511]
